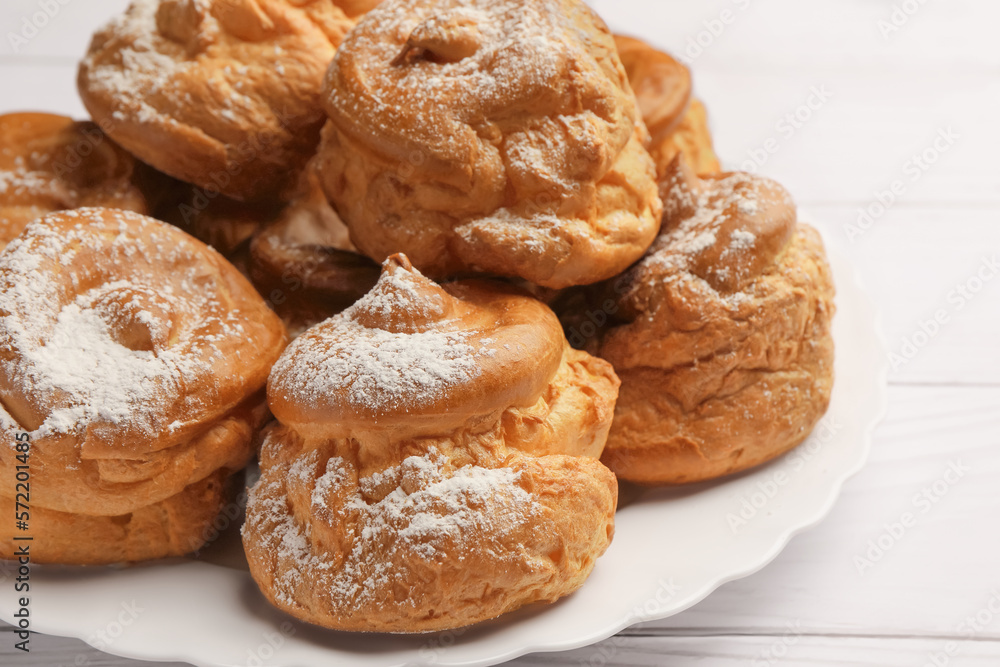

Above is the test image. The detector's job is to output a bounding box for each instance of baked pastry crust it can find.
[151,175,282,259]
[593,157,835,484]
[614,35,720,177]
[316,0,661,289]
[0,469,237,565]
[244,255,619,632]
[78,0,363,201]
[0,112,150,249]
[655,99,720,177]
[248,160,380,335]
[0,207,287,563]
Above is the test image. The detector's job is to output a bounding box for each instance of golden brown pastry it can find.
[0,112,151,250]
[244,254,619,632]
[0,207,287,564]
[0,461,240,565]
[316,0,662,289]
[248,160,380,334]
[78,0,368,202]
[588,157,835,484]
[614,35,720,177]
[152,175,281,261]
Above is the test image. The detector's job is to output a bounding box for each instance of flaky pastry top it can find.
[318,0,661,288]
[0,208,286,457]
[78,0,360,200]
[649,156,796,292]
[268,254,565,441]
[600,156,799,370]
[0,113,149,249]
[324,0,634,188]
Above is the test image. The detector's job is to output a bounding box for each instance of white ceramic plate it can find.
[0,243,887,667]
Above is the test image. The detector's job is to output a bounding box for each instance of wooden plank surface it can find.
[1,0,997,665]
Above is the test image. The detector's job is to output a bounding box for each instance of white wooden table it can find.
[2,0,998,665]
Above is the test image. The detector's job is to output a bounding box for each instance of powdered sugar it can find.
[328,0,623,189]
[0,208,251,440]
[645,172,765,290]
[0,168,54,199]
[729,229,757,249]
[456,208,565,257]
[83,0,188,124]
[271,263,491,414]
[345,261,446,323]
[19,287,191,434]
[246,446,540,609]
[277,322,482,413]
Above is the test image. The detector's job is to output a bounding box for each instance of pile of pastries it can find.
[0,0,834,633]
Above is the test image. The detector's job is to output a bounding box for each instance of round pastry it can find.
[244,254,619,632]
[248,161,380,335]
[614,35,720,177]
[590,156,835,484]
[316,0,662,289]
[78,0,367,202]
[0,207,287,564]
[0,112,151,250]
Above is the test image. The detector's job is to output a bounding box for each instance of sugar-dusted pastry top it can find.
[317,0,661,288]
[591,156,835,484]
[653,155,795,288]
[268,254,566,440]
[603,155,800,368]
[0,207,286,456]
[78,0,362,201]
[325,0,634,177]
[247,253,621,632]
[0,112,149,249]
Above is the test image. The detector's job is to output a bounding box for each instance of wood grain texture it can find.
[1,0,997,664]
[6,626,1000,667]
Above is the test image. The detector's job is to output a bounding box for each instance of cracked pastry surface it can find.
[78,0,367,201]
[0,207,286,564]
[588,156,835,484]
[244,254,619,632]
[316,0,661,289]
